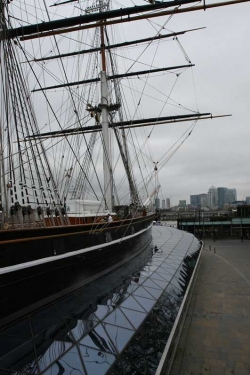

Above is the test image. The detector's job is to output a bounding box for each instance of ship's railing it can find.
[155,240,203,375]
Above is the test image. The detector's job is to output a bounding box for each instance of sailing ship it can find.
[0,0,243,292]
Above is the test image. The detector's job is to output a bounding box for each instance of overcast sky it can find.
[154,1,250,205]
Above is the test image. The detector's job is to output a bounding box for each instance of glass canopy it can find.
[0,226,201,375]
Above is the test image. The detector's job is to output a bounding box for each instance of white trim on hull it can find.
[0,223,153,275]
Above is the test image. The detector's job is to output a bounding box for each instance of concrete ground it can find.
[171,238,250,375]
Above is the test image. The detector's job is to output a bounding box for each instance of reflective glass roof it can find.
[0,226,201,375]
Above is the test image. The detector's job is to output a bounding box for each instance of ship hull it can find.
[0,215,153,324]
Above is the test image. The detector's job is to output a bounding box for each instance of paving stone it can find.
[168,239,250,375]
[210,366,224,375]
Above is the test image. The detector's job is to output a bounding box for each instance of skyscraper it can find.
[208,186,218,208]
[217,187,228,208]
[155,198,160,210]
[190,195,199,207]
[199,194,207,208]
[179,200,186,207]
[227,188,237,204]
[166,198,170,209]
[162,199,165,209]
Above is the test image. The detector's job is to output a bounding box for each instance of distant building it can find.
[190,195,199,207]
[162,199,165,209]
[166,198,170,209]
[217,187,227,208]
[179,200,186,207]
[246,197,250,205]
[217,187,237,208]
[207,191,213,208]
[199,194,207,208]
[227,188,237,204]
[207,186,218,208]
[155,198,160,210]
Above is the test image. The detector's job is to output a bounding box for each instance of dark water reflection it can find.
[0,227,200,375]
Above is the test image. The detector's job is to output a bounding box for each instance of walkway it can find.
[171,238,250,375]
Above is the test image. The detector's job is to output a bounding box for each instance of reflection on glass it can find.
[79,346,116,375]
[103,309,134,330]
[0,228,200,375]
[102,324,134,353]
[80,324,116,354]
[120,308,147,329]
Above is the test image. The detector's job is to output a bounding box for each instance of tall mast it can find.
[99,6,113,211]
[0,1,9,225]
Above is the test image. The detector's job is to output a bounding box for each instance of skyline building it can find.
[155,198,160,210]
[208,186,218,208]
[166,198,170,209]
[207,191,213,208]
[190,195,199,207]
[189,187,239,208]
[217,187,228,208]
[199,194,207,208]
[246,197,250,205]
[162,199,165,209]
[227,188,237,204]
[179,200,186,207]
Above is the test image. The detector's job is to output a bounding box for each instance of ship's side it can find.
[0,214,154,319]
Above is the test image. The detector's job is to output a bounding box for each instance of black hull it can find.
[0,215,153,325]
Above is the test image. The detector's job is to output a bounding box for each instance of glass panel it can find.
[133,296,155,313]
[29,305,62,336]
[149,278,168,290]
[75,285,99,301]
[141,278,163,290]
[151,272,169,282]
[68,317,99,342]
[0,318,31,338]
[120,296,146,313]
[120,308,147,329]
[94,305,113,320]
[133,286,155,300]
[0,336,31,359]
[142,286,163,299]
[125,282,140,294]
[53,346,86,375]
[37,340,73,373]
[79,346,116,375]
[0,339,36,372]
[102,324,134,353]
[154,269,173,282]
[103,308,134,330]
[79,324,116,354]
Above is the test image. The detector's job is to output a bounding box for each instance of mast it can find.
[99,6,113,211]
[0,0,9,225]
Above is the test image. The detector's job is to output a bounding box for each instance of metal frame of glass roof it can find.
[0,227,201,375]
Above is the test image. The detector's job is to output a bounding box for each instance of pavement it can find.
[171,238,250,375]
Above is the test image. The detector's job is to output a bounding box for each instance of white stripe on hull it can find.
[0,223,152,275]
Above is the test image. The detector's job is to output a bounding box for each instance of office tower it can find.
[227,188,237,204]
[166,198,170,209]
[246,197,250,205]
[179,200,186,207]
[190,195,199,207]
[217,187,228,208]
[208,186,218,207]
[199,194,207,207]
[155,198,160,210]
[162,199,165,209]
